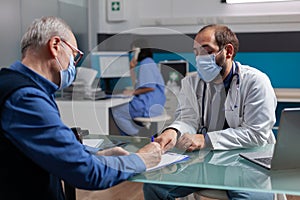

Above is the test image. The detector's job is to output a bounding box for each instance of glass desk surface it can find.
[85,135,300,195]
[130,144,300,195]
[83,134,151,153]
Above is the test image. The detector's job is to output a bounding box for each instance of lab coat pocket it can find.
[225,106,240,128]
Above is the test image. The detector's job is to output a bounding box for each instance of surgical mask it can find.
[56,55,76,89]
[195,51,223,83]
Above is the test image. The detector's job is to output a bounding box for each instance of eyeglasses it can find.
[61,38,84,66]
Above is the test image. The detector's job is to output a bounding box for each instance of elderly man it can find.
[0,16,161,200]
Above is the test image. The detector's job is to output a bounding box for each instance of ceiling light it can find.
[223,0,297,3]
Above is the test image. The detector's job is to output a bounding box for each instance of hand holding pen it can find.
[151,130,177,154]
[136,140,162,169]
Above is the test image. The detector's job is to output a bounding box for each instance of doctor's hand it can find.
[136,142,162,169]
[154,129,177,154]
[176,133,205,152]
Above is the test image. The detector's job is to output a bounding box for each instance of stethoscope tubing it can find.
[199,63,240,134]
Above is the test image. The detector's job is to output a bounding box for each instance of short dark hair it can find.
[131,38,153,61]
[198,24,239,58]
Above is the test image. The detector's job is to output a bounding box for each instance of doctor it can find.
[143,24,277,199]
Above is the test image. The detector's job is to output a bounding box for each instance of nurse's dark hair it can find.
[131,38,153,62]
[198,24,239,58]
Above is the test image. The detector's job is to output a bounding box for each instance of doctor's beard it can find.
[217,53,228,77]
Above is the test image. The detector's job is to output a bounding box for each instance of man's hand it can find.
[96,147,130,156]
[176,133,205,151]
[136,142,162,169]
[154,129,177,153]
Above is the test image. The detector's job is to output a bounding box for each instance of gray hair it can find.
[21,16,72,57]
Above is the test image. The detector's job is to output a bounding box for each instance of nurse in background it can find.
[111,39,166,136]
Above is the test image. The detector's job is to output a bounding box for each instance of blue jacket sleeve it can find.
[1,87,146,190]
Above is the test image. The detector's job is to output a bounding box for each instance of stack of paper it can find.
[146,152,189,172]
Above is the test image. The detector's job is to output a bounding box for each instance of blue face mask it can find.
[195,51,223,83]
[57,55,76,89]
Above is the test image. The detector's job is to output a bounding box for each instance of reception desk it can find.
[274,88,300,103]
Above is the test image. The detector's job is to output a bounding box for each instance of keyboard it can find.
[254,157,272,165]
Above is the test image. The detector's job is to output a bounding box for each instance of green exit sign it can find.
[111,1,120,11]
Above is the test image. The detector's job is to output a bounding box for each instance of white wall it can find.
[95,0,300,34]
[0,0,88,67]
[0,0,21,67]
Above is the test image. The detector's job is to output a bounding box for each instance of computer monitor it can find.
[158,60,189,88]
[158,60,189,127]
[91,51,131,94]
[91,51,130,78]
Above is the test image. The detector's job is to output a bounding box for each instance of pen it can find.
[151,135,154,142]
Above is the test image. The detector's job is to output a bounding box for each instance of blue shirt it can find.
[130,57,166,118]
[1,61,145,191]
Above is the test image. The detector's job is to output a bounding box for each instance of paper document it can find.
[146,152,189,172]
[82,139,104,148]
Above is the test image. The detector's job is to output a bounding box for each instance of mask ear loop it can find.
[215,46,227,68]
[55,57,63,71]
[55,41,69,71]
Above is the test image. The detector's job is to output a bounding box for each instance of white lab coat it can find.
[168,62,277,150]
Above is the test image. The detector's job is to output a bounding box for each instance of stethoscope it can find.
[198,62,240,135]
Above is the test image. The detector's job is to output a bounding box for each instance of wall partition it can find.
[97,31,300,88]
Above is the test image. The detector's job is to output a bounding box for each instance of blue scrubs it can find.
[1,61,146,195]
[112,57,166,136]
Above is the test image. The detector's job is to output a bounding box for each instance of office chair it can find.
[133,112,171,137]
[134,113,171,130]
[192,189,229,200]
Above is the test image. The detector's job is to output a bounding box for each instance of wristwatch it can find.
[164,127,181,140]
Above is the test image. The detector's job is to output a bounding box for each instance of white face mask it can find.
[195,49,224,82]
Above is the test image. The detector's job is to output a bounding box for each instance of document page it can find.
[146,152,189,172]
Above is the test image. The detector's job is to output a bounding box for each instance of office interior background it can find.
[1,0,300,129]
[1,1,300,199]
